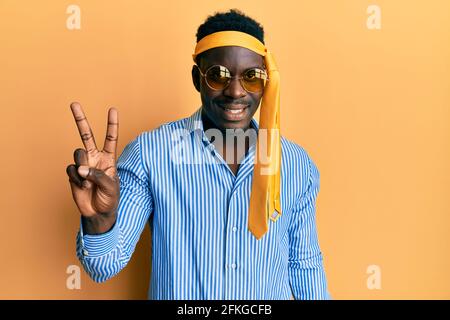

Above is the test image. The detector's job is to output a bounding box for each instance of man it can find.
[66,9,330,300]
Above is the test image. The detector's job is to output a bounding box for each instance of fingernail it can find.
[78,166,89,178]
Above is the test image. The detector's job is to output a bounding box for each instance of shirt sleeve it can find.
[288,155,331,299]
[76,134,153,283]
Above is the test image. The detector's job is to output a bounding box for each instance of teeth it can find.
[226,108,244,114]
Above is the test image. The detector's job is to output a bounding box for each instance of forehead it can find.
[199,46,265,71]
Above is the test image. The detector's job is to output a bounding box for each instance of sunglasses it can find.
[196,64,268,93]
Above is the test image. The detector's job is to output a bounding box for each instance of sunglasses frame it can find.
[195,64,269,93]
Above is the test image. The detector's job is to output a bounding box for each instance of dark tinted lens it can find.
[205,65,231,90]
[242,68,267,92]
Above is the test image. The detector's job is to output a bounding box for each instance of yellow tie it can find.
[193,31,282,240]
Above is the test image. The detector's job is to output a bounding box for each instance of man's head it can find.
[192,9,266,131]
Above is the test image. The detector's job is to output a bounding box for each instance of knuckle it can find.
[81,132,93,141]
[105,135,117,141]
[92,169,104,180]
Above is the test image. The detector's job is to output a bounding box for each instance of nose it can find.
[223,77,246,99]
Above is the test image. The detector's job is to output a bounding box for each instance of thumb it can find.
[78,166,116,193]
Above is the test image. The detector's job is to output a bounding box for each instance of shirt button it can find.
[231,263,237,269]
[232,227,238,232]
[82,249,89,257]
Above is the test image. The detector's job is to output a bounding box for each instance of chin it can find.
[219,120,251,131]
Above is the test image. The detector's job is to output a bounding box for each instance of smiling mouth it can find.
[215,103,250,122]
[217,103,249,113]
[224,108,246,114]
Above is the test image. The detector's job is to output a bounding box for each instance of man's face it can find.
[192,46,265,131]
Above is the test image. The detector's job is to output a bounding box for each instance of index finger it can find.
[103,107,119,156]
[70,102,98,152]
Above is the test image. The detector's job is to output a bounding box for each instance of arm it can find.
[288,156,330,299]
[76,135,153,283]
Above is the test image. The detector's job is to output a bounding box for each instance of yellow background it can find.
[0,0,449,299]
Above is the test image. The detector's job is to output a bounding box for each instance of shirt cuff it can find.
[78,217,120,258]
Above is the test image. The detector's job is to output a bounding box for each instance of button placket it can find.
[224,191,241,299]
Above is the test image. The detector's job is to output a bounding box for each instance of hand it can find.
[66,102,119,233]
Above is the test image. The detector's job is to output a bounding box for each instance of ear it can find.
[192,65,201,92]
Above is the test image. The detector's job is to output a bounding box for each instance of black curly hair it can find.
[196,9,264,44]
[195,9,265,65]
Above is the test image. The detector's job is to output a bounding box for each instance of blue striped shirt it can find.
[76,107,330,300]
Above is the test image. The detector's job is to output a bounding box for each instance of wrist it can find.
[82,211,117,235]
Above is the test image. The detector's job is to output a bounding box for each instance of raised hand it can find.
[66,102,119,234]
